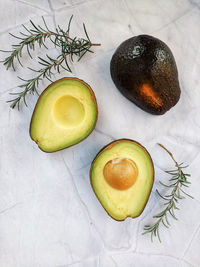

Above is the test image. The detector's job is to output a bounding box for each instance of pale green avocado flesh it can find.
[90,140,154,220]
[30,78,97,152]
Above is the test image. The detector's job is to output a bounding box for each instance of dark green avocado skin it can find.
[110,35,181,115]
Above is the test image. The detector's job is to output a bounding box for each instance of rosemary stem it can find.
[33,51,70,82]
[158,143,182,209]
[158,143,178,166]
[90,43,101,46]
[13,31,100,48]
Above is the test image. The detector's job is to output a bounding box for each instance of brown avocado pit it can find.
[90,139,154,221]
[103,158,138,190]
[110,34,181,115]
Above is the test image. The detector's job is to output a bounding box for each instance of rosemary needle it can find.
[143,143,193,242]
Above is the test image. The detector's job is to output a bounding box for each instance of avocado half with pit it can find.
[90,139,154,221]
[30,78,97,152]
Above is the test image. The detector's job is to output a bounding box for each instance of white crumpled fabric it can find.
[0,0,200,266]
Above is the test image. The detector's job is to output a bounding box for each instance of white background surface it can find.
[0,0,200,266]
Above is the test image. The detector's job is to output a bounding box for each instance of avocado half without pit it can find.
[30,78,98,152]
[110,34,181,115]
[90,139,154,221]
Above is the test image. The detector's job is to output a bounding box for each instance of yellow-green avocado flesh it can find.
[90,139,154,221]
[30,78,97,152]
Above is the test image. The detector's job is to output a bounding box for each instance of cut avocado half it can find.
[30,78,98,152]
[90,139,154,221]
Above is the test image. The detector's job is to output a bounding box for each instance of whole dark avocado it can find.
[110,35,181,115]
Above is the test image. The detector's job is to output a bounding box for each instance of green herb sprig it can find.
[143,143,193,242]
[0,16,100,109]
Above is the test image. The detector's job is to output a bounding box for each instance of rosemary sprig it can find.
[143,143,193,242]
[8,53,70,109]
[0,16,100,109]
